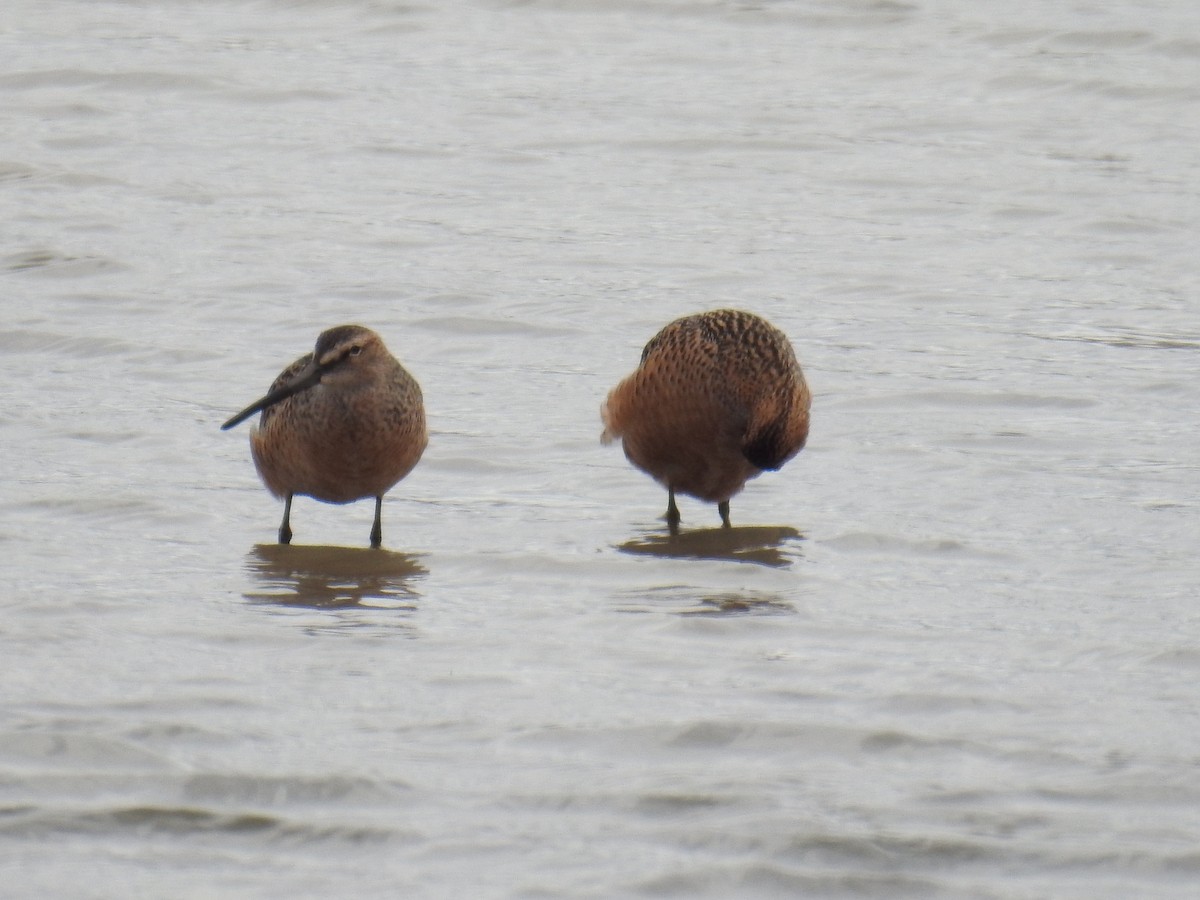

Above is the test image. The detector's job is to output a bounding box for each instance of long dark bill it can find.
[220,362,323,430]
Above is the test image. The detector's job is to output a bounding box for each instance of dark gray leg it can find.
[665,488,681,536]
[279,493,294,545]
[718,500,731,529]
[370,495,383,549]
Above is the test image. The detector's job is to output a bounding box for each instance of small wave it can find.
[0,326,140,358]
[1031,329,1200,352]
[183,772,408,807]
[0,803,395,845]
[412,315,577,338]
[3,249,129,279]
[0,68,216,93]
[633,863,968,898]
[822,531,1010,562]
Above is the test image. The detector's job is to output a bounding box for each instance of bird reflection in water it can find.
[617,524,804,569]
[619,584,797,617]
[243,544,426,609]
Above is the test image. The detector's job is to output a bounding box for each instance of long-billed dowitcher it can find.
[601,309,810,535]
[221,325,427,548]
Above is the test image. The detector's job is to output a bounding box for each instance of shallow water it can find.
[3,0,1199,897]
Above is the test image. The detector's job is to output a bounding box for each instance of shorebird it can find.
[601,309,810,535]
[221,325,427,548]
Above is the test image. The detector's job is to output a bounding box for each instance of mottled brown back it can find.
[603,309,810,502]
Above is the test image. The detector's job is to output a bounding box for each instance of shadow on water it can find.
[617,525,804,568]
[242,544,427,609]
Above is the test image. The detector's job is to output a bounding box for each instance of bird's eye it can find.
[349,345,363,357]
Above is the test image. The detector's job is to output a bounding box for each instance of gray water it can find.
[3,1,1199,897]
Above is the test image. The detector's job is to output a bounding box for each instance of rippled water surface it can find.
[3,1,1199,897]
